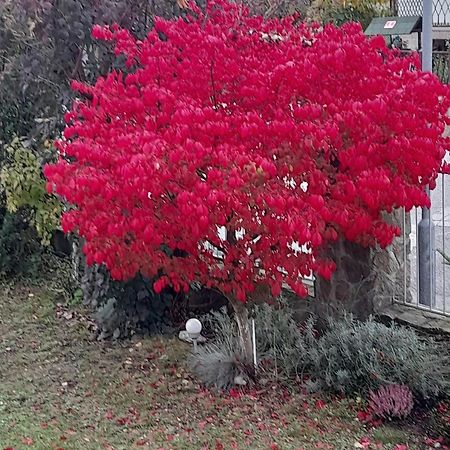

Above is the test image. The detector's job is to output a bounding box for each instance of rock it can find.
[178,330,207,344]
[112,328,121,340]
[314,214,409,321]
[234,374,247,386]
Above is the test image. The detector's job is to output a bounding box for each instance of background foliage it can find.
[0,209,42,277]
[308,0,390,28]
[1,137,62,245]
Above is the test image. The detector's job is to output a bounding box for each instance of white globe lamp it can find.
[185,318,202,351]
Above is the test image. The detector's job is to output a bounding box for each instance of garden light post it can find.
[418,0,436,307]
[251,318,257,371]
[185,318,202,352]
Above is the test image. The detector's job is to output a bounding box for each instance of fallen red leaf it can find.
[356,410,372,422]
[104,410,114,420]
[229,388,242,399]
[424,437,446,447]
[21,438,33,446]
[437,402,448,413]
[115,417,130,426]
[215,441,224,450]
[314,442,332,449]
[315,399,326,410]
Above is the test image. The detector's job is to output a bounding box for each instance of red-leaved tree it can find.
[45,0,450,359]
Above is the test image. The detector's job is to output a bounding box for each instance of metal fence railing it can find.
[394,0,450,26]
[390,51,450,318]
[397,173,450,317]
[433,51,450,83]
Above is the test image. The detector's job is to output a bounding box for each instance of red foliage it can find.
[45,0,450,301]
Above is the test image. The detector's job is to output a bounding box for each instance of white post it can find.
[251,318,257,371]
[418,0,436,307]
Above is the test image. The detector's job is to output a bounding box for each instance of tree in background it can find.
[307,0,390,29]
[45,0,450,359]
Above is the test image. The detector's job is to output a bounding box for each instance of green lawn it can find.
[0,281,433,450]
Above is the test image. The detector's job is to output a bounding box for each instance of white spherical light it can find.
[185,318,202,339]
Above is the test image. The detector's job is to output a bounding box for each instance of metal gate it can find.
[395,51,450,317]
[398,179,450,317]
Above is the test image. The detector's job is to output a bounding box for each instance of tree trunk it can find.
[228,296,253,365]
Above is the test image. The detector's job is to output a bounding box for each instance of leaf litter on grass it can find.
[0,282,430,450]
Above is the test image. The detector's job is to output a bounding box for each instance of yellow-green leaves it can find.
[1,137,62,245]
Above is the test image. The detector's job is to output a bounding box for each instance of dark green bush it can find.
[82,264,188,339]
[0,209,42,278]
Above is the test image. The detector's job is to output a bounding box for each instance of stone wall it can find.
[301,209,411,321]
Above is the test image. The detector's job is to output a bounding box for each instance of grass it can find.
[0,280,437,450]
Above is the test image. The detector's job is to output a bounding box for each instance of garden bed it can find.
[0,282,446,450]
